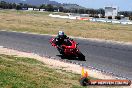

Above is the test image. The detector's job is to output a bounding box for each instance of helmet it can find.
[58,31,64,36]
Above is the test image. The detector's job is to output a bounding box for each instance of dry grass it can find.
[0,10,132,42]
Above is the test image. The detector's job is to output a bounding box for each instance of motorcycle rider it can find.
[55,31,69,46]
[55,31,69,53]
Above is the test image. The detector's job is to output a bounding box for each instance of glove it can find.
[69,38,73,41]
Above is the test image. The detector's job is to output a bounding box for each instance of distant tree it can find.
[119,11,131,17]
[74,9,78,13]
[63,9,70,13]
[101,16,105,18]
[46,4,54,11]
[89,15,94,17]
[125,11,129,17]
[69,8,75,13]
[115,16,121,20]
[94,15,99,18]
[78,9,85,14]
[108,16,112,19]
[129,16,132,20]
[28,4,36,8]
[89,9,96,16]
[58,7,63,12]
[23,4,28,8]
[12,3,16,9]
[0,1,7,9]
[16,4,22,10]
[86,9,90,14]
[39,4,46,9]
[98,8,105,16]
[19,3,23,6]
[123,11,129,17]
[8,3,13,9]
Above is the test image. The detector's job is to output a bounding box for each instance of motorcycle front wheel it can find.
[77,51,85,61]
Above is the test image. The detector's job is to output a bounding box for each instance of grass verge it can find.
[0,54,126,88]
[0,54,84,88]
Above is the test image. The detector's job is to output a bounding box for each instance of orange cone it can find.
[84,71,88,77]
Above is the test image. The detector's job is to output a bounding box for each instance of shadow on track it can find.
[56,54,86,61]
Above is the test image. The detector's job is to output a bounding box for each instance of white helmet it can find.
[58,31,64,36]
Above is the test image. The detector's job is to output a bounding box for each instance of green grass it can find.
[0,54,125,88]
[0,10,132,42]
[0,54,82,88]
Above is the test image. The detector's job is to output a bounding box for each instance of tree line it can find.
[0,1,132,18]
[0,1,35,10]
[0,1,105,16]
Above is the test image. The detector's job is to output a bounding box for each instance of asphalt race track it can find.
[0,31,132,79]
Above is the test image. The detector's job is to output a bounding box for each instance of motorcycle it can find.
[49,37,85,60]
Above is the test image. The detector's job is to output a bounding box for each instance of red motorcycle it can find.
[50,37,85,60]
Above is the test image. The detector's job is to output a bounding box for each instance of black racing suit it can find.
[55,35,69,53]
[55,35,68,46]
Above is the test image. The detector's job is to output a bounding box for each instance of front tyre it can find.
[57,47,64,55]
[77,51,85,61]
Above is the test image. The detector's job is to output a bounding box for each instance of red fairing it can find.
[49,37,85,59]
[49,38,57,47]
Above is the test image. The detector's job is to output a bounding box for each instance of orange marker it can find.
[81,67,85,77]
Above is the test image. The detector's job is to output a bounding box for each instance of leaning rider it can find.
[55,31,69,47]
